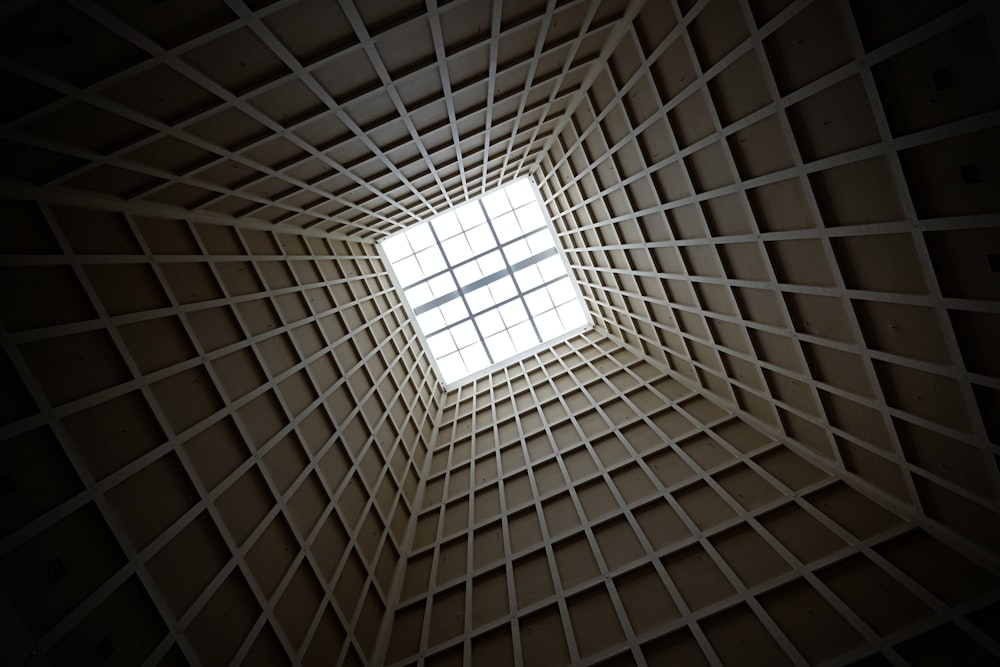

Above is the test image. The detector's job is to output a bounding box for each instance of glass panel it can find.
[466,224,496,254]
[407,222,435,252]
[382,233,412,262]
[508,320,538,351]
[427,273,456,298]
[557,301,587,330]
[484,330,515,360]
[526,229,555,254]
[453,258,482,284]
[466,283,498,311]
[416,245,446,276]
[431,211,462,240]
[477,250,505,277]
[548,278,576,306]
[538,255,565,281]
[524,287,553,315]
[427,330,457,357]
[393,255,421,286]
[498,300,528,327]
[442,233,474,264]
[460,343,489,371]
[438,351,466,382]
[455,201,486,230]
[481,188,512,218]
[513,264,544,291]
[439,297,468,324]
[493,210,521,243]
[504,238,531,264]
[449,320,477,348]
[405,282,433,308]
[515,203,546,232]
[417,307,445,334]
[506,179,536,208]
[474,308,505,337]
[488,275,517,304]
[534,309,562,335]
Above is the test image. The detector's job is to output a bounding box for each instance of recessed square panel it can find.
[379,178,592,387]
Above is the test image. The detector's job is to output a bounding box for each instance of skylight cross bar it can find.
[477,199,544,343]
[418,270,574,339]
[400,224,562,292]
[412,246,560,316]
[424,213,496,366]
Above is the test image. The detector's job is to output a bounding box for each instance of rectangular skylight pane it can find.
[455,201,485,229]
[505,238,531,264]
[442,234,474,263]
[438,351,466,382]
[493,211,521,243]
[533,309,562,334]
[505,179,536,208]
[405,282,433,308]
[453,259,482,284]
[407,222,435,251]
[474,308,505,336]
[467,283,498,310]
[417,307,445,333]
[415,245,446,276]
[481,189,512,218]
[538,255,565,281]
[394,255,421,286]
[379,177,591,388]
[524,287,553,315]
[459,342,489,371]
[382,233,412,262]
[431,211,462,240]
[557,301,587,330]
[466,225,496,254]
[488,275,517,304]
[513,264,544,291]
[548,278,576,306]
[426,330,457,357]
[498,300,528,327]
[526,229,555,254]
[484,330,515,360]
[450,320,478,348]
[427,273,456,298]
[477,250,504,277]
[515,204,546,232]
[508,320,538,350]
[439,297,468,324]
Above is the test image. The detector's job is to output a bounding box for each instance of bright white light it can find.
[382,234,412,262]
[405,282,433,308]
[515,203,546,232]
[407,222,435,252]
[379,178,590,386]
[466,225,496,255]
[432,211,462,240]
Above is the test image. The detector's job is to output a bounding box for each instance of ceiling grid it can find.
[0,0,999,665]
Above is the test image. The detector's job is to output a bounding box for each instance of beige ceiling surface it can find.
[1,0,999,665]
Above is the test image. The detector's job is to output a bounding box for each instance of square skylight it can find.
[379,178,591,388]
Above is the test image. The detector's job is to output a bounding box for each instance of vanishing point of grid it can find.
[380,179,590,386]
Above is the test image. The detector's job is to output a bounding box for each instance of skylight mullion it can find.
[411,246,560,316]
[421,270,573,339]
[425,220,495,367]
[402,225,560,295]
[478,199,544,343]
